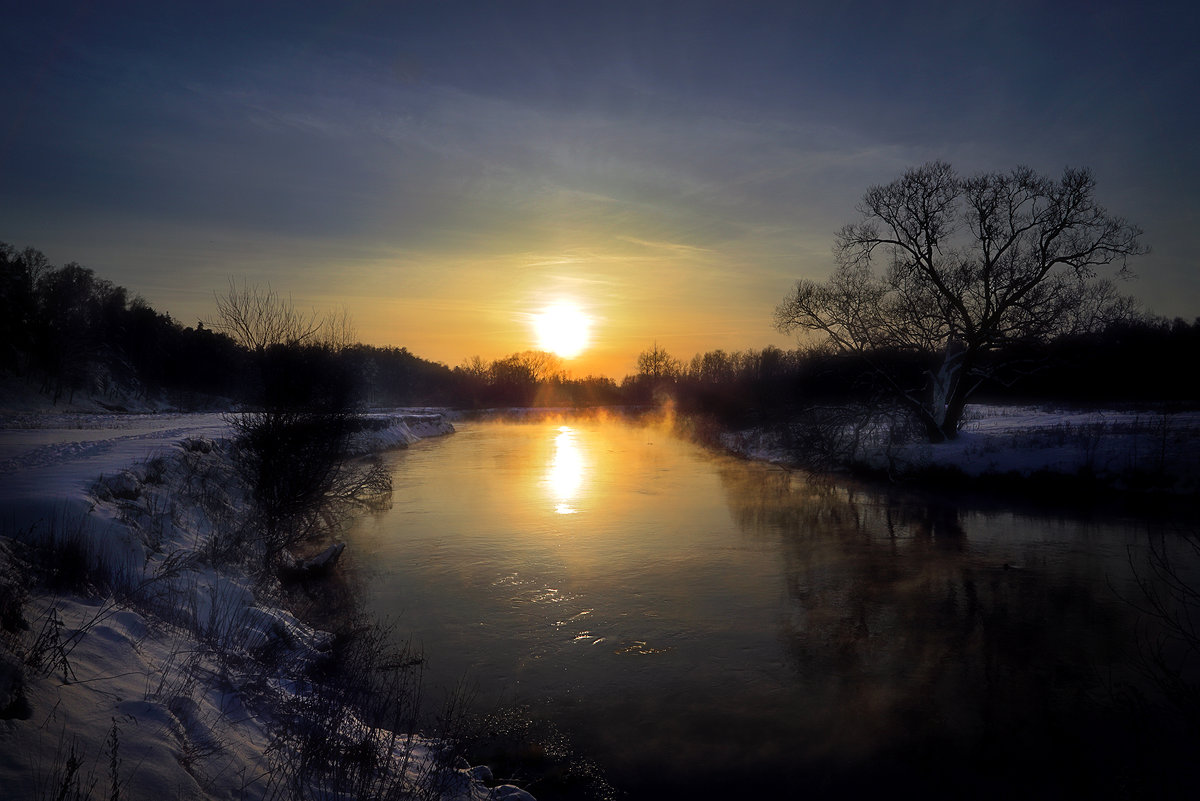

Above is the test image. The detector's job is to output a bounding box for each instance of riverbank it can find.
[10,402,1190,798]
[717,403,1200,502]
[0,409,535,801]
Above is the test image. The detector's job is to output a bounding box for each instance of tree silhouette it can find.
[636,342,680,382]
[213,280,387,571]
[775,162,1145,442]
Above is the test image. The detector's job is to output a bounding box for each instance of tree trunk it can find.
[923,344,966,443]
[923,416,949,443]
[937,347,980,441]
[940,394,967,441]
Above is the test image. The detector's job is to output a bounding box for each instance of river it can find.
[346,416,1200,799]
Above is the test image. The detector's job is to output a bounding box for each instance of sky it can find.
[2,0,1197,377]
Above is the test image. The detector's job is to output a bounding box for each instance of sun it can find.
[533,302,591,359]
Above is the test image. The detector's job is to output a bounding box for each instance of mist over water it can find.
[347,418,1200,798]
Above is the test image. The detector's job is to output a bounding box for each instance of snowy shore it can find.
[0,409,536,801]
[721,403,1200,496]
[5,401,1197,800]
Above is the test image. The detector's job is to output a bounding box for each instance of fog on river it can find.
[346,417,1200,799]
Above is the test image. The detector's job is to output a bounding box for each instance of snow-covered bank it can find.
[349,412,457,454]
[0,410,534,801]
[0,411,453,531]
[723,403,1200,495]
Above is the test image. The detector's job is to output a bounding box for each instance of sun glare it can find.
[533,302,591,358]
[547,425,585,514]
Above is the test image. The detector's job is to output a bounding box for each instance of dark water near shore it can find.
[347,418,1200,799]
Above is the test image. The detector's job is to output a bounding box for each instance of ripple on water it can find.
[554,609,593,628]
[613,640,669,656]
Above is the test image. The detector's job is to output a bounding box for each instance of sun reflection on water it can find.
[547,425,586,514]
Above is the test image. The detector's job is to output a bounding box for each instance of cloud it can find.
[1,0,1195,370]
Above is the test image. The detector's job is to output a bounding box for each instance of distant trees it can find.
[673,346,801,423]
[0,245,45,375]
[613,343,680,405]
[6,236,1193,435]
[984,316,1200,403]
[1,243,247,406]
[452,351,621,407]
[775,163,1146,442]
[20,257,125,402]
[636,342,681,382]
[451,351,560,407]
[343,345,456,407]
[0,248,468,410]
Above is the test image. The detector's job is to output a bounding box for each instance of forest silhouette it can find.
[3,241,1197,419]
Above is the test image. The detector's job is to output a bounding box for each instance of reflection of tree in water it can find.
[716,464,1193,795]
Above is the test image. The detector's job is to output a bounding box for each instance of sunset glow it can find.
[0,3,1193,377]
[547,425,585,514]
[533,302,592,359]
[2,3,1199,800]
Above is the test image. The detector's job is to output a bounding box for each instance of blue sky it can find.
[2,0,1196,375]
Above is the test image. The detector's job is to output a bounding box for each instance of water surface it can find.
[348,417,1199,798]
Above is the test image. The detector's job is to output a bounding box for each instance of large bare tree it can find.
[775,162,1145,442]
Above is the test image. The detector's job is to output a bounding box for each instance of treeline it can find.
[0,243,458,409]
[645,318,1200,427]
[0,243,633,410]
[986,319,1200,404]
[4,241,1197,413]
[451,352,621,407]
[653,320,1200,426]
[1,243,248,405]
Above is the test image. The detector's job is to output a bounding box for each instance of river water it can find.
[346,416,1200,799]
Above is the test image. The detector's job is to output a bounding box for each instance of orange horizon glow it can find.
[533,301,592,359]
[347,296,795,380]
[6,2,1197,397]
[297,241,803,379]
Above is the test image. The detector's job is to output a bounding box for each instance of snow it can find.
[725,403,1200,492]
[6,400,1192,801]
[0,408,533,801]
[0,412,454,523]
[4,590,513,800]
[885,404,1200,486]
[0,413,229,523]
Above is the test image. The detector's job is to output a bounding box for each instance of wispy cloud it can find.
[615,236,714,255]
[1,0,1195,375]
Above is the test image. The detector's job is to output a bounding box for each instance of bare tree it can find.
[775,162,1146,442]
[512,350,564,384]
[213,279,353,354]
[213,279,320,353]
[321,305,357,353]
[458,355,489,380]
[637,342,681,382]
[211,281,385,572]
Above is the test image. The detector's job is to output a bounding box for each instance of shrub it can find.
[229,409,391,573]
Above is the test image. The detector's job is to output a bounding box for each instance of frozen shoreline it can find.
[0,409,536,801]
[721,403,1200,496]
[5,401,1197,800]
